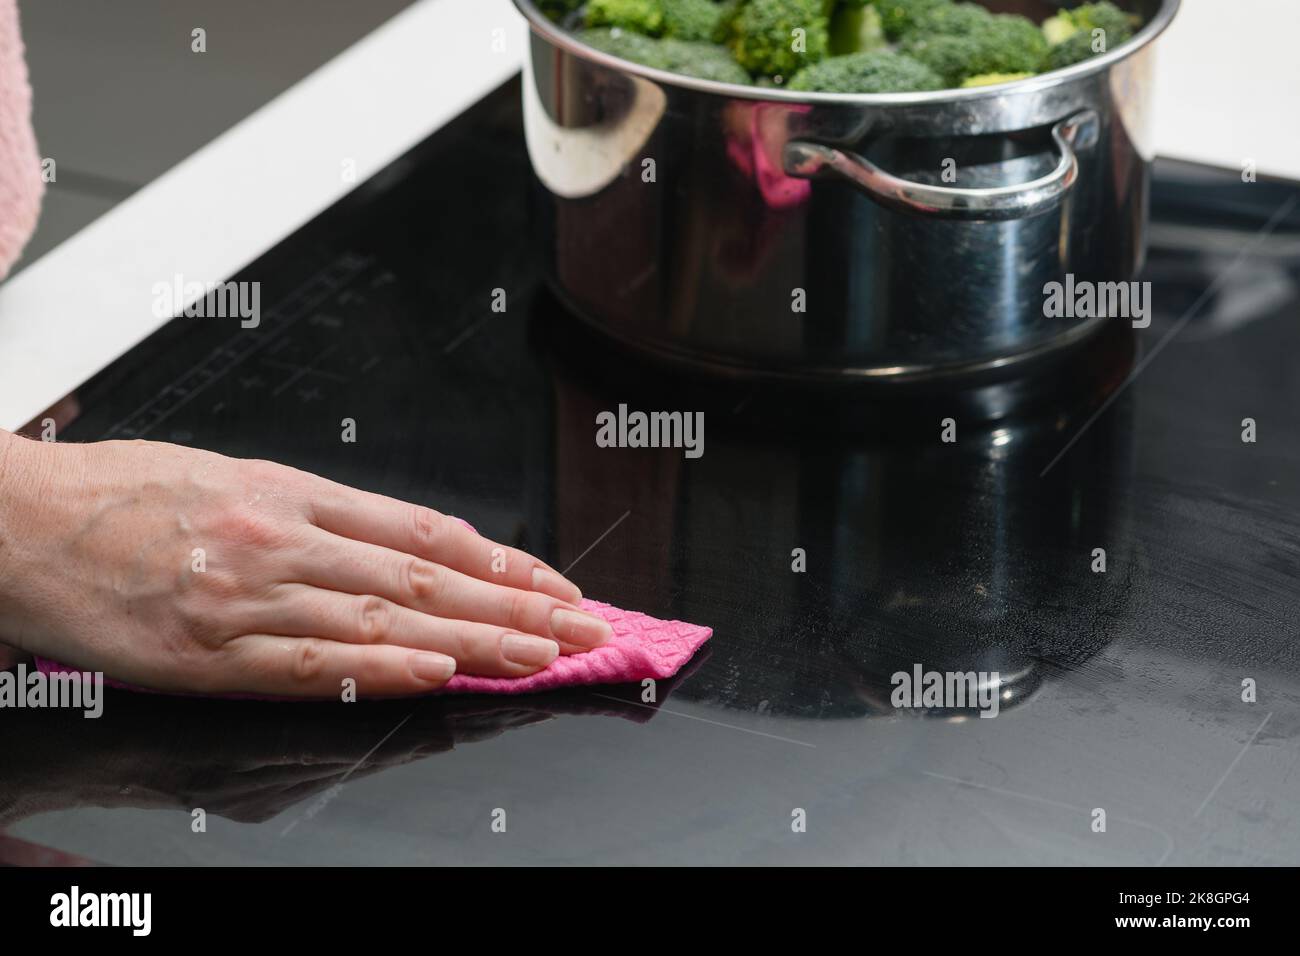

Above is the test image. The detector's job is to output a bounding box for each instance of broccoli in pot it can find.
[829,1,887,56]
[661,0,729,41]
[724,0,831,81]
[960,71,1034,87]
[1041,2,1139,68]
[900,9,1046,86]
[788,49,942,92]
[577,27,752,84]
[870,0,948,41]
[558,0,1143,94]
[585,0,666,35]
[661,37,754,83]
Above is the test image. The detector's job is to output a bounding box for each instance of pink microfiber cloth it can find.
[36,600,711,699]
[0,0,44,280]
[441,519,710,694]
[441,599,710,695]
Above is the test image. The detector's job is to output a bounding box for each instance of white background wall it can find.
[1153,0,1300,179]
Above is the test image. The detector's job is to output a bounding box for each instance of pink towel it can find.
[36,600,711,698]
[0,0,44,279]
[443,519,710,693]
[440,599,710,695]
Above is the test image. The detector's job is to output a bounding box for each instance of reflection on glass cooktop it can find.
[4,80,1300,866]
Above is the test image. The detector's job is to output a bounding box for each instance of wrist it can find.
[0,427,15,472]
[0,432,61,653]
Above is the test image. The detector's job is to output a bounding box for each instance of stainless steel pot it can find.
[515,0,1180,382]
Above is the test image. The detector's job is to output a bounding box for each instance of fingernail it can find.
[532,566,582,603]
[550,608,612,648]
[501,633,560,667]
[410,652,456,683]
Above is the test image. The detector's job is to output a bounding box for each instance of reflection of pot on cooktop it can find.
[537,297,1138,720]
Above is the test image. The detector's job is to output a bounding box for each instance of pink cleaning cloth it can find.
[437,519,710,693]
[0,0,44,280]
[440,599,709,695]
[36,601,711,698]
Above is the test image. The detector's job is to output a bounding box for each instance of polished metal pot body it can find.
[516,0,1178,382]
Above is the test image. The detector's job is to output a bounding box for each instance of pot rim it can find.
[512,0,1180,105]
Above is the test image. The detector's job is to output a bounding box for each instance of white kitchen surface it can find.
[1,0,1296,432]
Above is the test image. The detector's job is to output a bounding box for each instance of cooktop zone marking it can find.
[260,356,349,384]
[270,345,339,398]
[591,693,817,749]
[101,256,370,441]
[922,771,1176,866]
[562,510,632,576]
[442,282,527,355]
[441,315,490,356]
[1039,193,1300,478]
[1192,711,1274,820]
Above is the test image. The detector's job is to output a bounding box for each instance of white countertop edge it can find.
[0,0,527,432]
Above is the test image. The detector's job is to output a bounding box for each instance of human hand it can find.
[0,433,612,697]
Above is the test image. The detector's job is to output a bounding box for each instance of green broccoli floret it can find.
[788,49,942,92]
[661,38,754,83]
[829,1,887,55]
[539,0,584,25]
[585,0,665,35]
[1084,1,1138,42]
[1041,2,1137,68]
[583,0,728,43]
[577,27,752,84]
[961,71,1034,87]
[979,14,1049,74]
[711,0,746,43]
[901,11,1046,85]
[1044,2,1136,44]
[912,1,993,36]
[869,0,948,42]
[727,0,830,79]
[660,0,726,42]
[576,26,674,69]
[1044,31,1094,68]
[1042,11,1078,46]
[899,32,980,86]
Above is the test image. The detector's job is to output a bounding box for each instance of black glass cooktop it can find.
[4,79,1300,866]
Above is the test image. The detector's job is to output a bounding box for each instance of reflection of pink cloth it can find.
[0,0,43,279]
[35,600,711,697]
[725,102,812,210]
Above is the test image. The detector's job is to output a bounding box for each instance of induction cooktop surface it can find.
[3,79,1299,866]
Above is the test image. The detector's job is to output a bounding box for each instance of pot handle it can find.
[783,110,1098,222]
